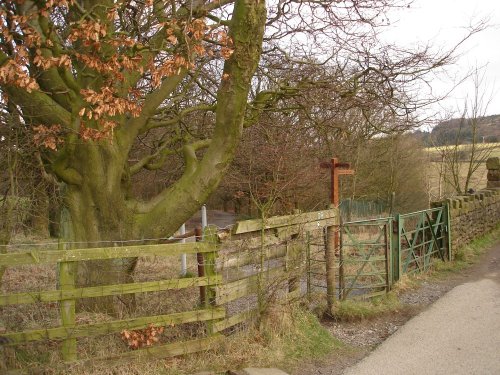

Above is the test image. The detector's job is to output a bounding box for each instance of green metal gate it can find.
[393,206,450,280]
[338,205,450,300]
[339,217,392,300]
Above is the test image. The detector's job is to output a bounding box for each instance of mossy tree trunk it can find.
[23,0,268,314]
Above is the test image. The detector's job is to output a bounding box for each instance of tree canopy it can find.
[0,0,479,246]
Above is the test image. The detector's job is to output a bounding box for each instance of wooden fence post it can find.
[325,225,336,312]
[195,227,206,306]
[58,240,77,362]
[338,226,345,301]
[202,225,220,335]
[391,215,401,283]
[396,214,403,280]
[203,226,219,306]
[286,241,301,296]
[306,232,311,300]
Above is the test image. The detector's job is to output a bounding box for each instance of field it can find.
[424,143,500,201]
[425,142,500,159]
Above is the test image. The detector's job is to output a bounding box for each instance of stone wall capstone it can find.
[487,156,500,188]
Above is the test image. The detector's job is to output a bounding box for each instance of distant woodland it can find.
[415,115,500,146]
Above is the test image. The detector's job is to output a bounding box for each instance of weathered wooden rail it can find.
[0,204,461,371]
[0,209,337,371]
[0,240,220,364]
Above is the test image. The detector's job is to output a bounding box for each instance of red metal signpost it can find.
[320,158,354,309]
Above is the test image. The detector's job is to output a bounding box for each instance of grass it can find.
[2,293,338,374]
[330,292,403,322]
[52,303,340,375]
[425,142,500,159]
[3,221,499,374]
[424,142,500,199]
[0,249,207,372]
[431,223,500,274]
[214,303,341,373]
[1,230,338,374]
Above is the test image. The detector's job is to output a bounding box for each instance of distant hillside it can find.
[433,114,499,145]
[414,114,500,146]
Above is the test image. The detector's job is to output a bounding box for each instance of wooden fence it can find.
[0,209,337,371]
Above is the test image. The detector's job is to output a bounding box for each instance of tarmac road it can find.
[343,243,500,375]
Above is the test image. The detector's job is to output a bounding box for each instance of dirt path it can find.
[296,238,500,375]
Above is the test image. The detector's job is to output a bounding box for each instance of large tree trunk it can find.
[59,143,139,314]
[30,0,266,315]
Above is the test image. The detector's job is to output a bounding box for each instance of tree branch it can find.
[183,139,212,176]
[145,104,216,132]
[134,0,267,237]
[121,70,188,140]
[6,85,72,127]
[129,139,180,175]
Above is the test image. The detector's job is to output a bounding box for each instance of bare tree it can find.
[433,68,497,196]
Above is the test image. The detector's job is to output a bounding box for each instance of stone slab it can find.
[487,180,500,188]
[486,156,499,170]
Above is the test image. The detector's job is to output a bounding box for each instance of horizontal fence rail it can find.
[0,205,457,371]
[1,198,494,372]
[0,242,213,267]
[0,237,221,366]
[0,209,338,372]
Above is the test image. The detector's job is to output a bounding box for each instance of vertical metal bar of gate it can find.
[384,222,391,292]
[339,219,344,300]
[446,203,452,261]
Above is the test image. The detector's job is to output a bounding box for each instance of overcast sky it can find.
[380,0,500,120]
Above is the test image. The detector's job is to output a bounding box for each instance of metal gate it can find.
[339,217,392,300]
[393,206,450,279]
[337,205,450,300]
[306,206,450,302]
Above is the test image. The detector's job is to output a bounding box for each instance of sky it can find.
[380,0,500,121]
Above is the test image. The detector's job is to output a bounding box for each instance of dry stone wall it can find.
[432,157,500,253]
[432,187,500,254]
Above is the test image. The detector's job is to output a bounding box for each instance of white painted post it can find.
[180,223,187,276]
[201,205,208,231]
